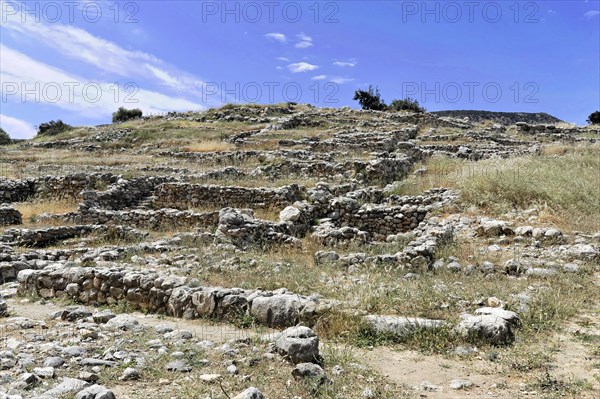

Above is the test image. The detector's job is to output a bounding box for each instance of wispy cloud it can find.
[1,45,203,118]
[277,57,290,62]
[0,114,37,139]
[310,75,354,84]
[330,77,355,84]
[295,33,313,48]
[333,61,357,67]
[584,10,600,17]
[287,62,319,73]
[1,8,206,94]
[265,33,287,43]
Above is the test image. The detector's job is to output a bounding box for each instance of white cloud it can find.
[333,61,357,67]
[287,62,319,73]
[0,114,37,139]
[0,45,203,119]
[265,33,287,42]
[295,33,313,48]
[330,77,355,84]
[584,10,600,17]
[297,33,312,42]
[310,75,353,84]
[296,41,314,49]
[277,57,290,62]
[1,8,206,94]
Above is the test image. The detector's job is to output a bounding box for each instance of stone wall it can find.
[17,266,332,328]
[0,174,118,204]
[83,176,176,210]
[516,122,600,136]
[34,174,119,200]
[0,205,22,225]
[0,225,145,247]
[0,179,35,203]
[77,208,220,230]
[253,155,414,184]
[152,183,305,210]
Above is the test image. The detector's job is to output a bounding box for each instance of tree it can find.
[388,97,426,113]
[37,120,72,136]
[353,85,387,111]
[112,107,143,123]
[587,111,600,125]
[0,127,11,145]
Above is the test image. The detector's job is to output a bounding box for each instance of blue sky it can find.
[1,0,599,138]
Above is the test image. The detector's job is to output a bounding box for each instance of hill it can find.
[431,110,563,125]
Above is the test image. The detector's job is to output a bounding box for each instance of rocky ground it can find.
[0,104,599,398]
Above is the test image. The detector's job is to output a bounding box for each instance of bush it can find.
[353,87,427,113]
[587,111,600,125]
[112,107,143,123]
[0,127,11,145]
[37,120,72,136]
[388,97,426,113]
[353,85,387,111]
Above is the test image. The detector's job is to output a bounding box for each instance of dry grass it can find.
[182,140,236,152]
[16,199,79,224]
[390,145,600,232]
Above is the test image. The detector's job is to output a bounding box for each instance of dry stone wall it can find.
[0,205,22,225]
[152,183,305,210]
[17,266,331,328]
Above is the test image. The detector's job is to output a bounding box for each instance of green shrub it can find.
[37,120,72,136]
[388,97,426,113]
[587,111,600,125]
[0,127,11,145]
[353,85,387,111]
[353,87,427,113]
[112,107,143,123]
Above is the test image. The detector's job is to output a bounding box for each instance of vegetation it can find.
[112,107,143,123]
[37,120,72,136]
[0,127,10,145]
[388,97,426,113]
[389,145,600,232]
[353,85,387,111]
[587,111,600,125]
[353,86,426,113]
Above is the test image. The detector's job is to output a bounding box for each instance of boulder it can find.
[279,206,301,223]
[74,385,116,399]
[456,307,520,345]
[232,387,265,399]
[275,326,321,365]
[250,294,302,328]
[292,362,327,384]
[476,219,513,237]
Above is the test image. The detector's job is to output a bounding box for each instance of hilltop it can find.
[0,104,599,399]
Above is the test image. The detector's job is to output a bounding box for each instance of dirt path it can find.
[361,347,512,398]
[6,298,275,343]
[361,275,600,399]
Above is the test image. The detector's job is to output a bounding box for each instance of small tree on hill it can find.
[388,97,426,113]
[353,85,387,111]
[0,127,11,145]
[587,111,600,125]
[112,107,143,123]
[37,120,72,136]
